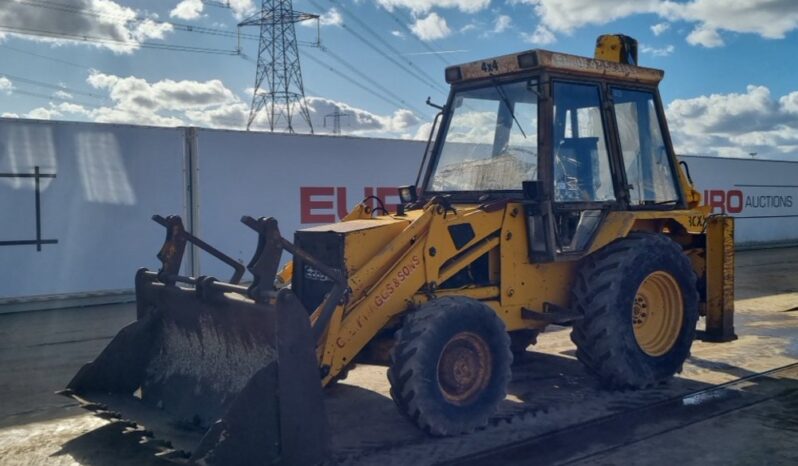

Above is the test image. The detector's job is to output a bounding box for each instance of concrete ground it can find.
[0,247,796,465]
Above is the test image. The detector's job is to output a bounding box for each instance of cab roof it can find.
[445,49,664,85]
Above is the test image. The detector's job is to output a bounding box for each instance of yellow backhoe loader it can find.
[60,35,736,465]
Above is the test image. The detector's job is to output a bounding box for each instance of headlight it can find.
[398,185,418,204]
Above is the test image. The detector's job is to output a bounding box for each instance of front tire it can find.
[571,232,698,388]
[388,297,512,436]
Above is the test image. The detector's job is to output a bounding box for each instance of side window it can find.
[552,82,615,203]
[611,88,679,205]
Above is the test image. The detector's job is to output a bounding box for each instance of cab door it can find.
[548,80,619,256]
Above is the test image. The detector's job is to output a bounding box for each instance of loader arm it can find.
[314,200,507,384]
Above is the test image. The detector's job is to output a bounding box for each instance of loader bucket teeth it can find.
[60,215,329,465]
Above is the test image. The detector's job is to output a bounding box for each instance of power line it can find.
[12,0,327,47]
[245,46,427,120]
[0,23,240,55]
[2,0,243,53]
[320,0,447,93]
[8,87,104,110]
[0,43,93,70]
[13,0,254,38]
[375,4,452,66]
[4,0,433,124]
[0,71,107,100]
[202,0,232,7]
[294,53,408,116]
[305,0,445,95]
[316,46,428,117]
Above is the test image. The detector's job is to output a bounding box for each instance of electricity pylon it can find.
[239,1,318,133]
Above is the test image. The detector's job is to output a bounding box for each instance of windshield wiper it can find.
[492,79,527,139]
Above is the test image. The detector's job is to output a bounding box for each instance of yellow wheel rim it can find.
[632,271,683,357]
[437,332,492,405]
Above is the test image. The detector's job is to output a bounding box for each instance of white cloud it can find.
[171,0,254,21]
[513,0,798,48]
[460,23,479,34]
[0,76,12,94]
[53,90,73,100]
[301,7,342,28]
[383,108,421,132]
[493,15,512,33]
[391,30,405,38]
[132,19,174,42]
[319,8,343,27]
[26,107,61,120]
[521,25,556,45]
[377,0,489,14]
[56,102,92,116]
[666,85,798,158]
[170,0,203,20]
[518,0,658,34]
[227,0,256,19]
[781,92,798,115]
[651,22,670,36]
[184,94,420,135]
[2,112,18,118]
[640,43,675,57]
[87,71,239,115]
[411,121,435,141]
[14,71,424,136]
[663,0,798,40]
[0,0,174,53]
[410,13,452,41]
[686,24,723,47]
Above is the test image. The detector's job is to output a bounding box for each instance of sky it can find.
[0,0,797,159]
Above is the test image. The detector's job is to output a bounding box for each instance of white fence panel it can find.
[682,155,798,246]
[0,119,187,300]
[2,117,798,305]
[193,129,424,279]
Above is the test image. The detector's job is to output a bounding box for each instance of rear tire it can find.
[388,297,512,436]
[570,232,698,388]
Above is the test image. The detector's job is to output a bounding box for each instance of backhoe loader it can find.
[61,35,736,465]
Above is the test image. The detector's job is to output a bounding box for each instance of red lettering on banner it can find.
[376,187,399,212]
[299,186,402,224]
[726,189,743,213]
[363,187,375,210]
[702,189,746,214]
[708,189,726,213]
[300,187,335,223]
[336,187,349,220]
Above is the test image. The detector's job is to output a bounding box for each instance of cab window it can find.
[429,79,539,193]
[611,88,679,205]
[552,82,615,203]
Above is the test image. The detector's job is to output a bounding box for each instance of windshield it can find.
[428,79,539,193]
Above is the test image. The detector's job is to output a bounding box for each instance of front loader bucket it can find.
[60,215,331,465]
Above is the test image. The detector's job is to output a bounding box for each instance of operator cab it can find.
[412,37,684,262]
